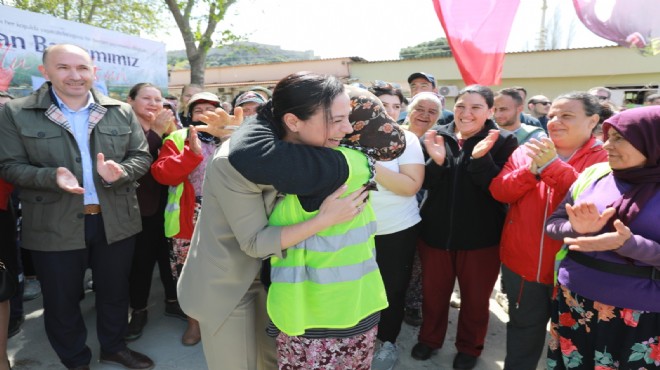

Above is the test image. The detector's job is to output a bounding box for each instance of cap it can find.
[249,86,272,98]
[235,91,266,107]
[407,72,436,87]
[185,92,221,115]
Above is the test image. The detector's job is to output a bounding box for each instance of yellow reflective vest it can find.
[267,146,388,336]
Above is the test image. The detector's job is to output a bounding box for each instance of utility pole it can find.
[538,0,548,50]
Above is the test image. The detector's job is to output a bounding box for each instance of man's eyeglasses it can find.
[596,95,608,101]
[532,101,551,106]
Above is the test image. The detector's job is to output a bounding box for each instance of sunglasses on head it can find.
[373,80,402,90]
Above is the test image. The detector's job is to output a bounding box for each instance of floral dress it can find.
[547,284,660,369]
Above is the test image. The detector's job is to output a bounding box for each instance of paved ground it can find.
[8,272,546,369]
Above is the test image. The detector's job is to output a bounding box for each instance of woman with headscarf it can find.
[546,106,660,369]
[151,92,235,346]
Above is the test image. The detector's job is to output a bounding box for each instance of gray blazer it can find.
[177,141,283,332]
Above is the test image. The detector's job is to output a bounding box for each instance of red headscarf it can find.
[602,106,660,224]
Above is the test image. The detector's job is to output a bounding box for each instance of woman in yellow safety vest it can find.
[232,73,404,369]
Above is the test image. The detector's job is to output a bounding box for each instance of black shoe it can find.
[125,310,148,342]
[164,300,187,321]
[99,348,154,370]
[403,307,423,327]
[453,352,478,370]
[68,366,90,370]
[411,342,436,361]
[8,315,24,338]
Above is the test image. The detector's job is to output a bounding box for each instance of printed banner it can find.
[0,4,167,99]
[432,0,520,86]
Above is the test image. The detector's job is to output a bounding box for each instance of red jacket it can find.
[151,138,203,240]
[489,137,607,284]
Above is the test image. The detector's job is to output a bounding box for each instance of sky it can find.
[152,0,615,61]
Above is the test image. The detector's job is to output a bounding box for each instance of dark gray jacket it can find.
[0,83,151,250]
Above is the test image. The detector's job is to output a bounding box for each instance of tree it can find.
[3,0,165,35]
[399,38,453,59]
[165,0,239,85]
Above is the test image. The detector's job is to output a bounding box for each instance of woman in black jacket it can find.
[411,85,517,370]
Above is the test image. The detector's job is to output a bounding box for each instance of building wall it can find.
[169,47,660,107]
[169,57,356,100]
[350,46,660,107]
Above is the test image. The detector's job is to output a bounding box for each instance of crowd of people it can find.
[0,43,658,370]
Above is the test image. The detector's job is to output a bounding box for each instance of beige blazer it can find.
[177,141,283,332]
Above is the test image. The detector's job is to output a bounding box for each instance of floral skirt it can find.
[275,326,377,370]
[547,284,660,369]
[169,198,202,281]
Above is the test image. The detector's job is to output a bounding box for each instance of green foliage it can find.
[164,0,239,84]
[5,0,165,36]
[399,37,452,59]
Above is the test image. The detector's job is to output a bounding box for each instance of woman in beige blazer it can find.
[176,101,370,370]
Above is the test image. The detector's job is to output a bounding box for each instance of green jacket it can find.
[0,83,151,251]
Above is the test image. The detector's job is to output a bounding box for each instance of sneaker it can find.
[371,341,398,370]
[164,301,187,321]
[8,315,24,338]
[99,348,154,370]
[125,310,148,342]
[403,307,423,327]
[453,352,478,370]
[450,291,461,308]
[411,342,437,361]
[23,278,41,301]
[495,291,509,314]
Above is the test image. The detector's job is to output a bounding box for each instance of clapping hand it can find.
[153,109,176,136]
[56,167,84,194]
[564,219,632,252]
[423,130,446,166]
[188,126,202,155]
[472,129,500,159]
[565,202,616,234]
[525,138,556,174]
[96,153,125,184]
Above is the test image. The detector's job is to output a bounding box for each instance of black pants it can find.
[501,264,552,370]
[2,197,23,319]
[374,225,418,343]
[129,213,176,310]
[32,214,134,368]
[0,206,19,292]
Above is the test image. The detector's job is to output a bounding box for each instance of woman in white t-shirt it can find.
[368,82,426,370]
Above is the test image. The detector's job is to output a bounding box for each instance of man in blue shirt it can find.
[0,44,152,370]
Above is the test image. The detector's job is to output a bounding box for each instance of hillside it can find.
[168,42,317,69]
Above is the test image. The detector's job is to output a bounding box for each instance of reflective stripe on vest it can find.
[163,129,188,238]
[271,257,380,284]
[553,162,612,284]
[284,220,377,254]
[267,146,388,336]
